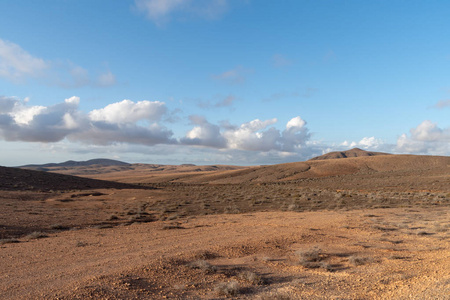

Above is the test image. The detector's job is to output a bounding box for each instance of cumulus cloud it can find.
[224,118,280,151]
[0,39,48,82]
[212,66,251,84]
[396,120,450,155]
[181,115,227,148]
[181,116,312,154]
[0,96,174,146]
[340,136,388,152]
[1,95,314,158]
[0,96,82,142]
[282,116,310,152]
[134,0,229,25]
[89,100,166,124]
[0,38,116,88]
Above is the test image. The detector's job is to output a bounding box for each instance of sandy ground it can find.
[1,154,449,299]
[1,208,449,299]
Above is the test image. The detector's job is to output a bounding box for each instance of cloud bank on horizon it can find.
[0,96,448,165]
[0,0,449,165]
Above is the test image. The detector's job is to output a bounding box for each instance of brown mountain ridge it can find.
[309,147,390,160]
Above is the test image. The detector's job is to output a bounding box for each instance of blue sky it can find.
[0,0,449,166]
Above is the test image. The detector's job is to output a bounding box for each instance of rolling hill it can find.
[309,148,391,160]
[0,165,149,191]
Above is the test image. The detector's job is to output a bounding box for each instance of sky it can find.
[0,0,449,166]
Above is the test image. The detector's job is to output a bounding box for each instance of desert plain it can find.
[0,148,449,299]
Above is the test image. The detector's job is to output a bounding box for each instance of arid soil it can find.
[1,153,449,299]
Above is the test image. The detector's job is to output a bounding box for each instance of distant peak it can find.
[309,148,391,161]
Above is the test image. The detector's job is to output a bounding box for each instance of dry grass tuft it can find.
[0,238,20,245]
[25,231,48,240]
[348,255,372,266]
[238,270,264,285]
[187,260,217,273]
[214,281,240,297]
[296,247,333,271]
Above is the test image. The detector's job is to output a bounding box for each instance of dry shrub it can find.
[296,247,333,271]
[0,238,20,245]
[348,255,372,266]
[25,232,48,240]
[192,250,220,260]
[162,224,185,230]
[187,260,217,273]
[50,224,70,230]
[257,289,293,299]
[215,281,239,297]
[238,270,264,285]
[296,247,322,263]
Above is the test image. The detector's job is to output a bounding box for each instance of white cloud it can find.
[181,115,227,148]
[4,96,447,165]
[338,136,391,152]
[396,120,450,155]
[409,120,445,142]
[71,122,175,146]
[0,96,174,145]
[0,39,48,82]
[0,38,116,88]
[182,116,312,154]
[134,0,229,25]
[286,116,305,130]
[11,105,47,126]
[0,96,82,142]
[224,118,280,151]
[282,116,310,152]
[356,136,385,149]
[89,100,166,124]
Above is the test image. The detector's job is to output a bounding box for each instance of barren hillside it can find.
[309,147,391,160]
[1,152,449,299]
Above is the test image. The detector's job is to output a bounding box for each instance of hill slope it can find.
[102,154,449,187]
[21,158,130,170]
[309,148,390,160]
[0,166,149,191]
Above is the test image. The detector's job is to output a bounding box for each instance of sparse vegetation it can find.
[50,224,70,230]
[296,247,332,271]
[214,281,240,297]
[1,153,449,299]
[162,224,185,230]
[348,255,372,266]
[238,270,264,285]
[108,214,119,220]
[0,238,20,245]
[75,241,88,247]
[187,260,217,273]
[25,231,48,240]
